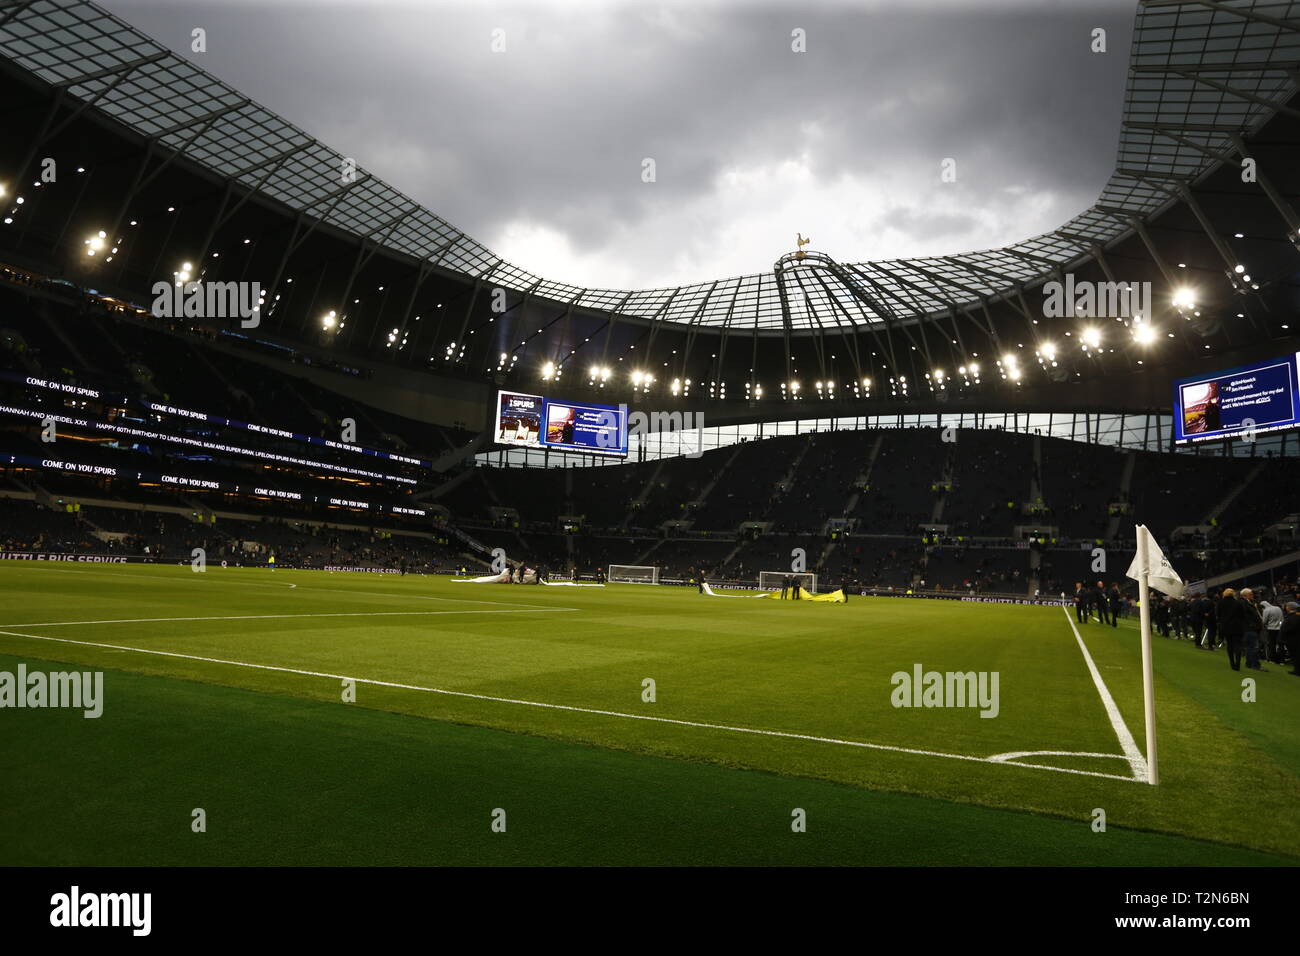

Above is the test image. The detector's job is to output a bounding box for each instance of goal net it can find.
[759,571,818,594]
[608,564,660,585]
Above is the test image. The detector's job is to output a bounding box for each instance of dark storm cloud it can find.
[101,0,1135,288]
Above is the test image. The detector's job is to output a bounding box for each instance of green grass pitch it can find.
[0,562,1296,865]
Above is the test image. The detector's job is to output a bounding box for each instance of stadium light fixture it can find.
[1132,323,1157,345]
[1171,287,1197,311]
[542,361,556,380]
[1081,327,1101,348]
[322,311,337,329]
[84,230,107,256]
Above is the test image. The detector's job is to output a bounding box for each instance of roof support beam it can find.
[149,101,249,140]
[14,54,170,188]
[1168,69,1300,121]
[53,51,171,88]
[1230,134,1300,239]
[0,0,36,28]
[1141,124,1300,245]
[226,139,315,181]
[1191,0,1300,33]
[676,280,720,382]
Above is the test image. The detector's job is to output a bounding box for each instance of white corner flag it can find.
[1124,524,1183,785]
[1126,525,1185,599]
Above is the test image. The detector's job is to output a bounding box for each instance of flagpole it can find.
[1136,525,1158,785]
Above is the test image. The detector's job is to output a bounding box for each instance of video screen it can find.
[541,401,627,455]
[494,391,627,456]
[1172,353,1300,444]
[494,391,543,446]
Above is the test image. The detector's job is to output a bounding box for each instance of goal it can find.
[759,571,818,594]
[608,564,660,585]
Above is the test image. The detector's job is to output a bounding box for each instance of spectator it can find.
[1281,603,1300,677]
[1217,587,1245,671]
[1259,596,1284,664]
[1239,588,1266,672]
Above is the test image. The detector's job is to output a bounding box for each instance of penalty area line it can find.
[0,608,580,628]
[1,565,572,611]
[0,627,1140,784]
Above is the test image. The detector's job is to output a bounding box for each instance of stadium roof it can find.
[2,0,1298,334]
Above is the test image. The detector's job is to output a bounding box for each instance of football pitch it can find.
[1,563,1296,866]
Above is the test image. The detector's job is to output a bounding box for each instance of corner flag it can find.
[1125,525,1185,598]
[1124,524,1183,785]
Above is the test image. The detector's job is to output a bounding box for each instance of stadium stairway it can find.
[1030,435,1044,505]
[1027,547,1042,597]
[45,308,100,375]
[1104,451,1137,541]
[631,538,665,567]
[426,431,490,474]
[718,538,748,575]
[766,438,814,523]
[620,460,666,530]
[817,538,837,576]
[412,467,476,502]
[927,444,955,525]
[1202,459,1269,525]
[188,342,248,414]
[1,329,42,376]
[842,432,885,517]
[691,445,744,513]
[1204,548,1300,588]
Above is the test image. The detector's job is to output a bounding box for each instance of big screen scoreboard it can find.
[1173,352,1300,445]
[495,391,628,457]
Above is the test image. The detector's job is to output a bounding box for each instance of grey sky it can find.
[103,0,1136,290]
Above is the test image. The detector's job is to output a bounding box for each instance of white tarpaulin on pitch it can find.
[701,582,765,598]
[1125,525,1185,597]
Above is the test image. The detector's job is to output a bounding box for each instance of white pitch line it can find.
[0,627,1141,783]
[1061,607,1148,782]
[0,608,578,628]
[3,564,574,611]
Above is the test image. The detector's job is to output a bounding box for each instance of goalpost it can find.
[608,564,660,585]
[759,571,818,594]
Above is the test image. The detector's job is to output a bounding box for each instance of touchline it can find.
[0,664,103,718]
